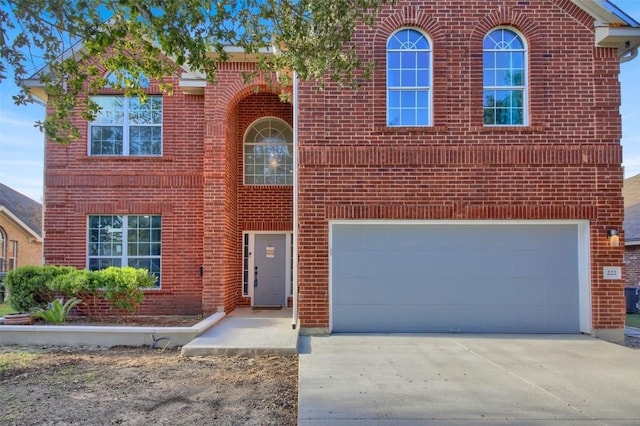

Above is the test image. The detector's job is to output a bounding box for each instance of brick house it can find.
[0,183,43,299]
[623,174,640,286]
[26,0,640,342]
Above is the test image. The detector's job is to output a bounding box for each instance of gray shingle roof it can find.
[0,183,42,238]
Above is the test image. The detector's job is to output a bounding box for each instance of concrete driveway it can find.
[298,334,640,425]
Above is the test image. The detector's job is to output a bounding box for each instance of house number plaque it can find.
[603,267,621,280]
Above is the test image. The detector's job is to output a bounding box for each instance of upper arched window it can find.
[387,28,432,127]
[244,117,293,185]
[483,28,527,126]
[0,227,6,272]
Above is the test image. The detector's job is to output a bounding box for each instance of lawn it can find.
[627,314,640,329]
[0,302,16,316]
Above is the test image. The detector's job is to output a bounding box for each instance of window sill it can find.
[77,155,174,162]
[474,125,544,134]
[372,125,449,135]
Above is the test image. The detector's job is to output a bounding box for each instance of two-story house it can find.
[27,0,640,342]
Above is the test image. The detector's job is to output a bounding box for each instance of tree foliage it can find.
[0,0,393,143]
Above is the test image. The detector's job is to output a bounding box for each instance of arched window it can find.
[244,117,293,185]
[387,28,432,127]
[0,227,6,272]
[483,28,527,126]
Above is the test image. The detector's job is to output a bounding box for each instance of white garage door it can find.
[331,222,583,333]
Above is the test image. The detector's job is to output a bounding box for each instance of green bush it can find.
[98,266,157,314]
[5,265,156,317]
[5,266,76,312]
[49,269,101,298]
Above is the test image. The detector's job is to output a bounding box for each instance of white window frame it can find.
[243,117,294,186]
[386,27,433,127]
[88,96,163,156]
[483,27,528,126]
[87,215,162,287]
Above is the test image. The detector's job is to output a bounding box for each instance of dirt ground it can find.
[0,345,297,426]
[1,325,638,426]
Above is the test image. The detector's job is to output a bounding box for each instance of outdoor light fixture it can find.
[607,229,620,247]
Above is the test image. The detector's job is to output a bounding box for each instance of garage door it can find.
[331,223,581,333]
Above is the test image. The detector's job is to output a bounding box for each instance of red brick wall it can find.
[44,76,206,315]
[296,0,625,331]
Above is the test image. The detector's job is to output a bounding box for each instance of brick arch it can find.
[371,5,446,128]
[469,9,543,128]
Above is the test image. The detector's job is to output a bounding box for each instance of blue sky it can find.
[1,1,640,203]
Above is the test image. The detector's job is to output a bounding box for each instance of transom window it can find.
[244,117,293,185]
[386,28,432,127]
[483,28,527,126]
[89,96,162,156]
[87,215,162,286]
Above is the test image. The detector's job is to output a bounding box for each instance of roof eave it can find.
[0,206,43,243]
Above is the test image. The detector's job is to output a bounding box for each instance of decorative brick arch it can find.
[372,5,445,128]
[469,9,543,128]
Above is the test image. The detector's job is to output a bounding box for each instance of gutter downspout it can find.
[292,71,299,330]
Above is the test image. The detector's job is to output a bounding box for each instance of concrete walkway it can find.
[298,334,640,425]
[180,308,298,356]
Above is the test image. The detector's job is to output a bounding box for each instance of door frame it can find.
[244,231,293,307]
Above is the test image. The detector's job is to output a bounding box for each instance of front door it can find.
[253,234,286,306]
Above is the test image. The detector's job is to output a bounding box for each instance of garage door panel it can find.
[331,223,582,333]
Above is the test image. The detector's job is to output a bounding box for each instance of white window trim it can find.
[243,116,294,186]
[86,215,162,288]
[88,96,163,156]
[386,27,433,127]
[483,26,529,127]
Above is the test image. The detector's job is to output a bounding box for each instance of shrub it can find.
[31,297,83,324]
[5,266,76,312]
[99,267,157,314]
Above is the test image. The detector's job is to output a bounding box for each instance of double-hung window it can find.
[88,215,162,286]
[387,28,432,127]
[483,28,527,126]
[89,96,162,155]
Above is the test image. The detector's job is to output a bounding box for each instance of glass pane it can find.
[387,52,400,69]
[416,91,429,108]
[511,108,523,125]
[388,109,401,126]
[417,52,430,68]
[130,126,161,155]
[401,70,416,86]
[400,109,414,125]
[496,52,512,68]
[483,91,497,107]
[483,52,495,68]
[401,91,415,108]
[400,51,416,68]
[388,91,400,108]
[416,69,430,87]
[495,70,511,87]
[91,126,123,155]
[512,52,524,68]
[483,70,495,87]
[495,90,512,107]
[416,108,429,126]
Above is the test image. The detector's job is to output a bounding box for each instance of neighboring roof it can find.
[0,183,42,241]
